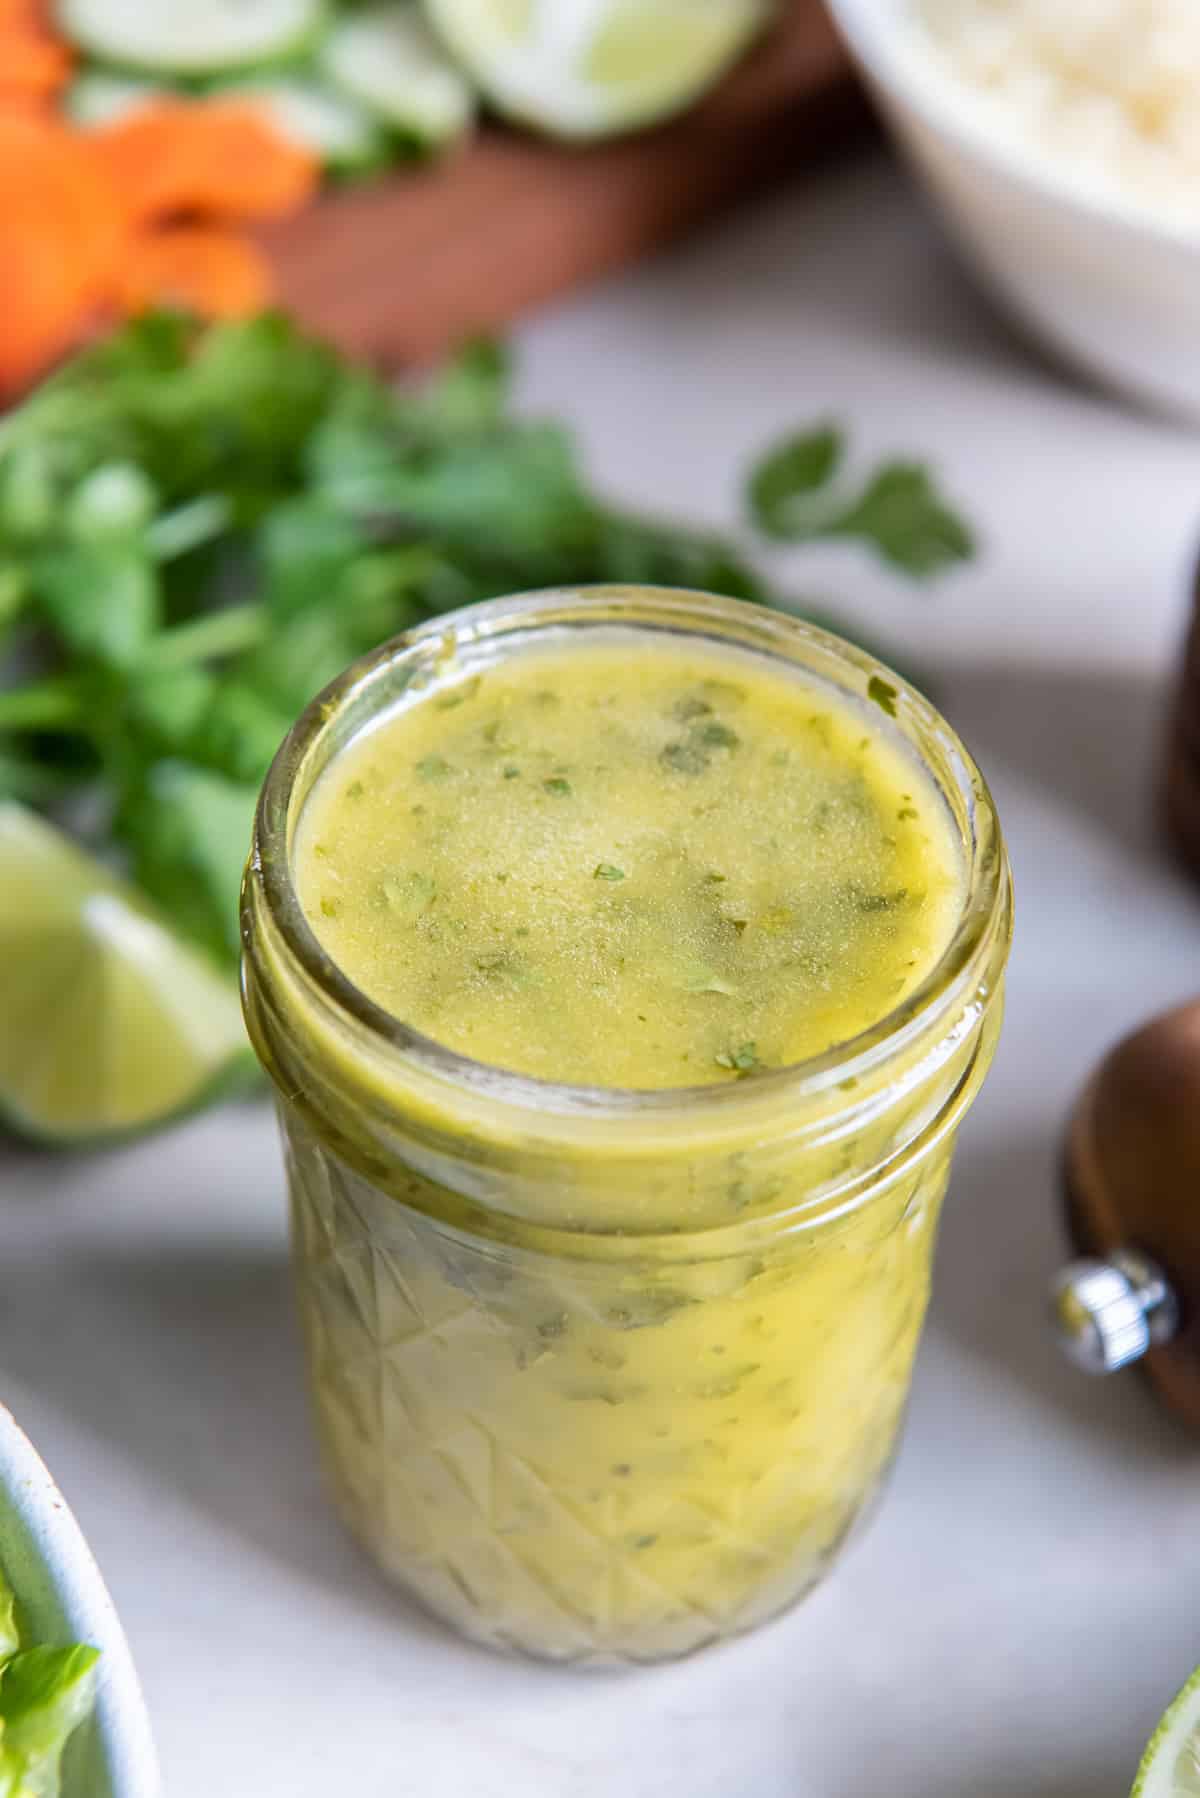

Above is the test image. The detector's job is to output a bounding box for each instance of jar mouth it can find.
[246,586,1010,1127]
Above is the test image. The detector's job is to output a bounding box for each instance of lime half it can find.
[1135,1668,1200,1797]
[0,803,248,1146]
[422,0,772,140]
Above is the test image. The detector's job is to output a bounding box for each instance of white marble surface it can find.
[5,151,1200,1798]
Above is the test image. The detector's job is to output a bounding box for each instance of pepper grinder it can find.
[1053,566,1200,1423]
[1052,999,1199,1429]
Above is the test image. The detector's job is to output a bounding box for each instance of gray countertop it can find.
[5,150,1200,1798]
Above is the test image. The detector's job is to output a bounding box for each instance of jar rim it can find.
[244,585,1011,1132]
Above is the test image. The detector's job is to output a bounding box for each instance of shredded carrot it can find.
[0,0,43,28]
[115,224,274,320]
[0,30,73,100]
[0,40,318,392]
[0,113,125,392]
[92,100,318,224]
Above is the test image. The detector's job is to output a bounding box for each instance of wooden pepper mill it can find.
[1054,1000,1199,1428]
[1054,572,1200,1425]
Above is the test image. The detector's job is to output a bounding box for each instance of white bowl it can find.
[0,1406,160,1798]
[825,0,1200,422]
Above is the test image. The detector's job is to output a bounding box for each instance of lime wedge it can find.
[0,803,248,1145]
[422,0,772,140]
[1134,1668,1200,1797]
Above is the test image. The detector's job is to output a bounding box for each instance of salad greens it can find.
[0,1569,98,1798]
[0,310,972,974]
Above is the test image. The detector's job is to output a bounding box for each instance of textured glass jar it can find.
[241,588,1012,1665]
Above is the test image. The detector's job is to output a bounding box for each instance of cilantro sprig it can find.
[0,312,973,978]
[747,423,975,576]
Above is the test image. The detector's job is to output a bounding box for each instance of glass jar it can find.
[241,587,1012,1665]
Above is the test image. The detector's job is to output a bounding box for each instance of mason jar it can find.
[241,587,1012,1665]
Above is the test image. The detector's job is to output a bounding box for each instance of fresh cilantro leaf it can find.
[830,463,974,577]
[0,444,59,542]
[65,462,158,542]
[747,429,972,580]
[0,747,74,805]
[411,336,510,436]
[258,498,367,620]
[747,425,843,537]
[120,761,258,966]
[126,666,216,756]
[231,608,354,720]
[319,422,589,555]
[34,544,159,667]
[594,863,625,880]
[188,681,292,786]
[146,493,232,561]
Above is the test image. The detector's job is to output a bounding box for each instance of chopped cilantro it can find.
[867,676,899,718]
[857,888,908,913]
[435,676,481,710]
[698,720,739,750]
[543,776,571,796]
[594,862,625,880]
[660,740,709,775]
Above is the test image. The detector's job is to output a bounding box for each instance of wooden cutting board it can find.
[256,0,863,366]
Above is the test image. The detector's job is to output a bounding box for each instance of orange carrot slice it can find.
[0,31,72,98]
[0,113,124,392]
[92,100,317,224]
[115,224,273,320]
[0,0,43,28]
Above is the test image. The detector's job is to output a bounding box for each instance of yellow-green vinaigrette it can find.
[295,640,962,1090]
[242,588,1011,1663]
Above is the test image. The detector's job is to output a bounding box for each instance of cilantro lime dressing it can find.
[244,594,1011,1662]
[295,638,962,1088]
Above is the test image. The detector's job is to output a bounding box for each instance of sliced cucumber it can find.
[222,76,388,171]
[320,3,475,145]
[55,0,326,77]
[62,69,168,128]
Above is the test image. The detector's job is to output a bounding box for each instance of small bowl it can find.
[0,1406,160,1798]
[825,0,1200,422]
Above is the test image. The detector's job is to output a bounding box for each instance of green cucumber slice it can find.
[320,3,475,144]
[54,0,326,77]
[222,76,388,170]
[62,70,168,128]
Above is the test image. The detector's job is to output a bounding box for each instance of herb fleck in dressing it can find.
[296,639,961,1087]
